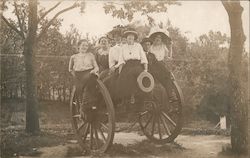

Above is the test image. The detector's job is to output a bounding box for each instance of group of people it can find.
[68,26,175,105]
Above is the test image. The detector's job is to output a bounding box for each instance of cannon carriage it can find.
[69,64,184,153]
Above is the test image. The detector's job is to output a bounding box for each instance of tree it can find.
[1,0,81,133]
[222,1,248,154]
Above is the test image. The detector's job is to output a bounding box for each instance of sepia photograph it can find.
[0,0,249,157]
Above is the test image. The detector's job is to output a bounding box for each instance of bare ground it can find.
[1,100,247,158]
[12,132,238,158]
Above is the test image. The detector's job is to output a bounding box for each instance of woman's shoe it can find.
[169,91,178,103]
[130,94,135,104]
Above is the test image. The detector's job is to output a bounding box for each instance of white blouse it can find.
[150,44,169,61]
[118,43,148,65]
[109,44,122,68]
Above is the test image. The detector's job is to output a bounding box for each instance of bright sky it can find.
[4,0,250,51]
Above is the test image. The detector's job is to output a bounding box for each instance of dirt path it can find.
[20,133,236,158]
[166,135,230,158]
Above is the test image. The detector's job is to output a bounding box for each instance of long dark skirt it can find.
[149,61,174,96]
[101,68,120,103]
[74,70,92,100]
[117,60,144,98]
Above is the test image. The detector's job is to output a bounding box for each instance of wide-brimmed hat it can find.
[140,37,153,45]
[149,28,171,45]
[123,28,138,40]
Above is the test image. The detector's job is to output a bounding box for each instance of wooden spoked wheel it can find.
[70,79,115,153]
[138,78,184,144]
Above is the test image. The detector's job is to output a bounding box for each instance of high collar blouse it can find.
[118,43,148,65]
[109,44,122,68]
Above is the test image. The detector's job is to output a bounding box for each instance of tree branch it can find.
[222,1,232,13]
[14,1,25,38]
[21,8,27,32]
[1,15,24,39]
[38,1,62,23]
[37,3,79,41]
[222,0,243,16]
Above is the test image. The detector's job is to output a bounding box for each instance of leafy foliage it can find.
[1,1,248,125]
[103,0,180,23]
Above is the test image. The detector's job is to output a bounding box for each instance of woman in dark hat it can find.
[117,28,148,103]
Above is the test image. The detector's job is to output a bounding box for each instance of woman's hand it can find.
[71,71,76,77]
[90,68,99,75]
[118,64,124,74]
[110,66,116,73]
[165,56,173,61]
[168,56,173,60]
[143,63,148,72]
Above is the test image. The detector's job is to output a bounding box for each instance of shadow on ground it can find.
[66,140,185,157]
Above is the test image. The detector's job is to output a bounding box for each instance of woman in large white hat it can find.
[149,29,172,61]
[147,30,177,102]
[117,28,148,103]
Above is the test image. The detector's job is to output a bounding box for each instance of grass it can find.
[218,144,248,158]
[106,140,185,157]
[0,128,73,157]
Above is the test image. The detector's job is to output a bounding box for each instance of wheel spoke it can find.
[77,121,87,133]
[139,110,149,117]
[100,123,109,132]
[94,126,100,149]
[143,114,153,129]
[160,115,171,135]
[157,116,162,139]
[90,124,94,149]
[82,123,90,141]
[161,112,176,127]
[151,114,156,136]
[97,125,106,142]
[72,114,81,118]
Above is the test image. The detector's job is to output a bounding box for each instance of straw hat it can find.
[123,28,138,40]
[137,71,155,93]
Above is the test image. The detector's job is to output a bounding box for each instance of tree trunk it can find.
[222,2,248,154]
[24,0,40,133]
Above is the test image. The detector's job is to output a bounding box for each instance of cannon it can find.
[69,64,184,153]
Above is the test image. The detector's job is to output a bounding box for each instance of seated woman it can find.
[144,31,176,101]
[108,26,123,74]
[95,36,110,80]
[68,39,99,113]
[118,28,148,104]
